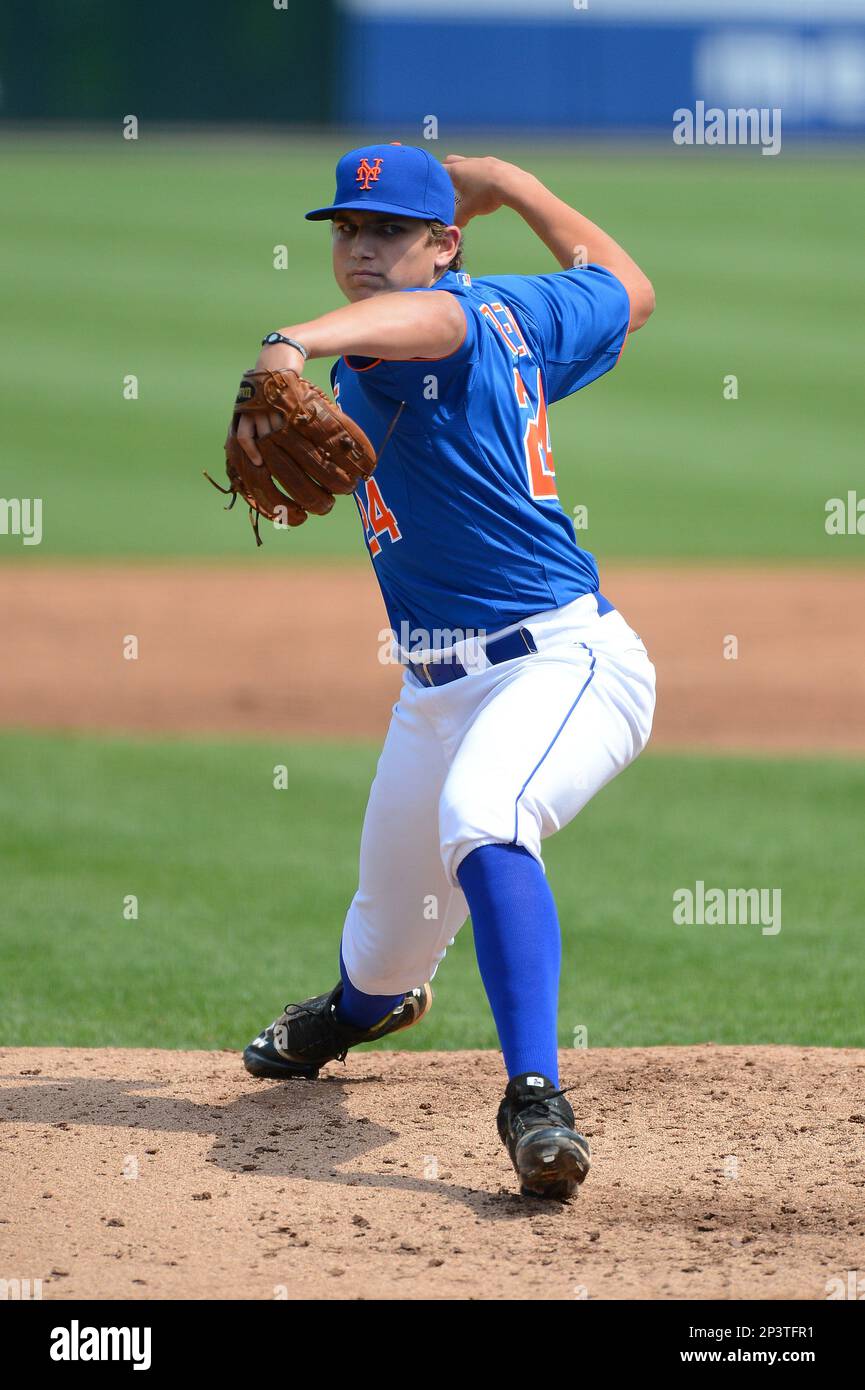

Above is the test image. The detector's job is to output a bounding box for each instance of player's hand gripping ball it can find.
[206,369,377,545]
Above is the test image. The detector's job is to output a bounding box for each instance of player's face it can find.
[330,211,458,301]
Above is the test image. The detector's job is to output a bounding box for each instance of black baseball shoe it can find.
[243,981,433,1081]
[497,1072,591,1201]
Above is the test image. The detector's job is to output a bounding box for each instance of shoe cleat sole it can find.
[515,1127,590,1201]
[242,1046,321,1081]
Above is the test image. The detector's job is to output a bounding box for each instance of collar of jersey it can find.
[401,269,469,294]
[437,269,470,290]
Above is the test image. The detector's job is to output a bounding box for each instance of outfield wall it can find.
[338,0,865,136]
[3,0,864,136]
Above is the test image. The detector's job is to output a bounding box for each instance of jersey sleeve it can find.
[340,288,480,401]
[491,265,631,404]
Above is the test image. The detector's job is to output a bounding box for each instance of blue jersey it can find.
[331,264,630,651]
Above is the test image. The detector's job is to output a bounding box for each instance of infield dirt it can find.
[3,1044,863,1301]
[2,562,864,751]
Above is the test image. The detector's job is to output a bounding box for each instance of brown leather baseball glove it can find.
[206,368,377,545]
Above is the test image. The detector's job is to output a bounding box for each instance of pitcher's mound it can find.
[2,1045,862,1300]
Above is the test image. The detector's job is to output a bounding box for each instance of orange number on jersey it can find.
[480,302,530,358]
[513,367,557,499]
[356,477,402,557]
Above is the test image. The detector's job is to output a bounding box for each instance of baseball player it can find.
[238,144,656,1201]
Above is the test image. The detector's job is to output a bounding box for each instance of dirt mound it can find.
[2,1045,862,1300]
[2,563,864,751]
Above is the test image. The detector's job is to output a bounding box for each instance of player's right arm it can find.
[443,155,654,332]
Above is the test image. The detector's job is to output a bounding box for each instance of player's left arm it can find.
[256,292,466,377]
[444,155,654,333]
[236,291,467,465]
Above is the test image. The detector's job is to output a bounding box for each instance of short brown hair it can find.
[427,220,463,275]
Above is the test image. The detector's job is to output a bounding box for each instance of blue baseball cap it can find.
[305,143,455,224]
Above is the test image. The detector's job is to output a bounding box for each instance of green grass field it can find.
[3,133,863,562]
[2,731,861,1051]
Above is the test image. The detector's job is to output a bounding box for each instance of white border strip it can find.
[340,0,865,20]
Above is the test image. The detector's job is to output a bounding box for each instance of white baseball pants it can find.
[340,592,656,995]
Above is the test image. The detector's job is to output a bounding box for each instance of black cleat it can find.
[497,1072,591,1201]
[243,981,433,1080]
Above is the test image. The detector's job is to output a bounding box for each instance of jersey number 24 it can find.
[514,366,557,500]
[355,365,557,557]
[356,477,402,557]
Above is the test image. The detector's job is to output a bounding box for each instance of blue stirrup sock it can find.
[457,842,561,1086]
[334,937,405,1030]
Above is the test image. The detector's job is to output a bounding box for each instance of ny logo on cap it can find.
[356,157,383,190]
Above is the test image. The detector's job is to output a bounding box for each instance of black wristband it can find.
[261,333,308,357]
